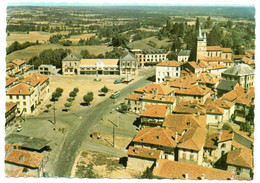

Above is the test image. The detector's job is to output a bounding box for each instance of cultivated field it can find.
[128,36,171,50]
[6,31,51,46]
[67,33,96,43]
[6,44,113,63]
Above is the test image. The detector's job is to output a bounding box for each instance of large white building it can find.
[156,60,181,83]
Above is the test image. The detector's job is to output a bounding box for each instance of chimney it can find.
[19,155,25,162]
[155,160,159,167]
[134,148,139,154]
[145,87,148,93]
[157,135,160,139]
[149,152,154,156]
[155,88,158,95]
[201,174,205,180]
[37,75,40,80]
[19,89,22,94]
[185,172,189,179]
[175,132,178,142]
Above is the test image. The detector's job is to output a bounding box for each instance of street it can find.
[52,74,153,177]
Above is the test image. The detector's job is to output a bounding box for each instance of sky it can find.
[6,0,255,6]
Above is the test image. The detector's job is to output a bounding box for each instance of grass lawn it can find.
[6,44,113,63]
[128,36,172,50]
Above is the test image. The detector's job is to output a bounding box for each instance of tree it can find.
[69,91,77,98]
[101,86,108,93]
[67,98,74,103]
[80,50,91,59]
[205,16,212,29]
[141,167,153,179]
[64,102,72,108]
[195,17,200,31]
[56,88,64,95]
[207,25,222,46]
[83,94,94,105]
[240,120,252,133]
[73,88,79,93]
[51,92,59,101]
[227,20,233,29]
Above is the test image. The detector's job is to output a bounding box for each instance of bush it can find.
[64,102,72,108]
[101,86,109,93]
[67,98,74,103]
[83,93,94,105]
[69,91,77,98]
[73,88,79,93]
[56,88,64,94]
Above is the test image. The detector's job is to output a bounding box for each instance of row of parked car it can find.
[114,76,134,84]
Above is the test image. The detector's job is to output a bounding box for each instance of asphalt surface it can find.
[52,75,152,177]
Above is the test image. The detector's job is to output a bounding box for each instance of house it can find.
[173,101,206,115]
[221,64,255,89]
[131,48,170,67]
[156,60,181,83]
[31,73,50,98]
[62,52,83,75]
[6,59,28,76]
[182,61,208,76]
[204,104,224,126]
[6,76,18,91]
[127,127,177,171]
[226,148,253,179]
[214,99,235,122]
[38,64,59,75]
[241,57,255,68]
[216,80,239,97]
[125,93,176,114]
[5,102,17,126]
[5,148,44,177]
[207,63,227,76]
[174,85,211,103]
[119,51,138,77]
[197,72,222,90]
[177,50,191,62]
[223,58,234,67]
[153,159,234,180]
[140,105,169,128]
[6,83,37,115]
[134,83,174,96]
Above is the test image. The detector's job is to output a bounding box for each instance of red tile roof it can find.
[173,103,206,115]
[207,46,223,51]
[5,102,17,113]
[11,59,26,66]
[6,76,18,88]
[19,76,40,87]
[141,94,175,103]
[32,73,49,85]
[174,85,211,96]
[204,133,219,149]
[132,127,178,148]
[157,60,181,67]
[198,72,221,85]
[205,104,224,115]
[127,146,161,160]
[234,55,243,60]
[241,57,255,65]
[226,148,253,169]
[134,83,174,96]
[177,127,207,151]
[208,63,227,70]
[153,159,234,180]
[223,58,234,63]
[222,48,233,53]
[6,83,34,95]
[140,105,168,118]
[218,130,233,143]
[5,149,44,168]
[6,169,32,177]
[125,93,141,101]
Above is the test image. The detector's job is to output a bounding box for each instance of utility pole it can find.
[53,101,57,130]
[108,119,118,147]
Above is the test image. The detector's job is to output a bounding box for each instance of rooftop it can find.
[132,127,178,148]
[120,51,137,61]
[207,46,223,51]
[5,134,50,151]
[6,76,18,88]
[80,59,119,66]
[226,148,253,169]
[153,159,234,180]
[178,50,191,56]
[174,85,211,96]
[217,80,238,91]
[156,60,181,67]
[10,59,26,66]
[5,149,44,168]
[127,146,161,160]
[140,105,168,118]
[6,83,34,96]
[62,52,82,61]
[222,64,254,76]
[134,83,174,96]
[5,102,17,113]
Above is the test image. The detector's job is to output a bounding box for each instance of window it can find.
[23,102,26,106]
[23,96,26,99]
[221,144,226,148]
[176,73,179,77]
[16,95,19,99]
[10,95,13,99]
[215,115,218,120]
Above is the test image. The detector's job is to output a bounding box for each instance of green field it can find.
[128,36,171,50]
[6,44,113,63]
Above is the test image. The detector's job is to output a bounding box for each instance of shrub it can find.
[101,86,108,93]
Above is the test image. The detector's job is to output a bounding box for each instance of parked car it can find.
[114,78,121,84]
[16,125,23,132]
[110,91,120,99]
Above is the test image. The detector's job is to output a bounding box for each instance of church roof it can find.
[222,64,254,76]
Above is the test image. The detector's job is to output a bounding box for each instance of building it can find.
[156,60,181,83]
[6,76,18,91]
[207,63,227,76]
[62,52,82,75]
[31,73,50,98]
[119,52,138,77]
[6,59,28,77]
[196,27,207,61]
[5,147,44,177]
[177,50,191,62]
[197,72,222,90]
[131,49,170,67]
[6,83,37,115]
[226,148,253,179]
[221,64,255,89]
[127,127,177,171]
[5,102,17,126]
[153,159,234,180]
[174,85,211,103]
[216,80,239,98]
[38,64,59,75]
[79,59,119,75]
[140,105,169,128]
[182,61,208,77]
[134,83,175,96]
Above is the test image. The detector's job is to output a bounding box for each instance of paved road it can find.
[52,75,152,177]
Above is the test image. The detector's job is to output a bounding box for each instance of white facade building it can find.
[156,61,181,83]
